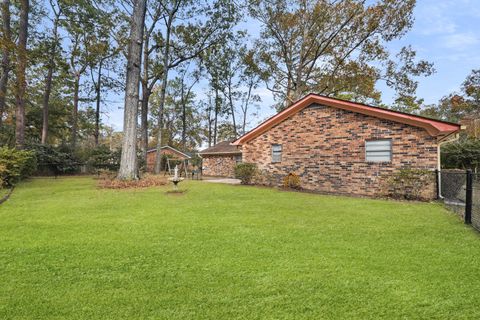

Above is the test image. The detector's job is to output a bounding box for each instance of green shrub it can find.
[441,138,480,171]
[234,163,257,185]
[0,164,7,187]
[386,168,434,200]
[86,146,121,173]
[27,144,79,175]
[0,147,37,187]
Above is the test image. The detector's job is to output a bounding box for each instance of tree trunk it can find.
[0,0,11,128]
[153,69,168,174]
[285,77,294,108]
[154,17,172,174]
[41,15,59,144]
[140,88,149,161]
[213,87,219,145]
[207,104,212,147]
[15,0,28,149]
[241,81,253,135]
[181,83,186,149]
[154,103,164,174]
[94,60,103,146]
[118,0,146,180]
[41,66,53,144]
[227,83,237,138]
[140,13,165,167]
[140,32,150,164]
[71,73,80,148]
[242,113,247,135]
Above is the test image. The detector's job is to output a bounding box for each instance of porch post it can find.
[465,169,473,224]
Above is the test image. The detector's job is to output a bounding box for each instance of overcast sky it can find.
[103,0,480,132]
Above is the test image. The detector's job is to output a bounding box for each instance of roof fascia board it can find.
[233,94,459,145]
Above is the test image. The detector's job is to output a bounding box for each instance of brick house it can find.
[228,94,461,198]
[199,141,242,177]
[146,146,191,172]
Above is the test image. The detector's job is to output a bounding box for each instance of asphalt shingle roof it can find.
[199,141,241,155]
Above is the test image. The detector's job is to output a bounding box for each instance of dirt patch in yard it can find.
[165,189,187,196]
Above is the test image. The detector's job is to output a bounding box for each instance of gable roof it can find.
[199,141,242,155]
[232,93,462,145]
[147,145,191,159]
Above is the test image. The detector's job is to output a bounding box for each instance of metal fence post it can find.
[435,169,440,200]
[465,169,473,224]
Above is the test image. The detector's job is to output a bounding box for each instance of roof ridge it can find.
[306,93,460,127]
[232,94,461,145]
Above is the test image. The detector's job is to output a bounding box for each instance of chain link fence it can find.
[439,170,480,231]
[439,170,467,218]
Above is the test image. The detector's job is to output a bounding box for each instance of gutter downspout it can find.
[437,131,461,199]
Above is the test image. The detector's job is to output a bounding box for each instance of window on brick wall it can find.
[365,139,392,162]
[235,155,242,164]
[272,144,282,163]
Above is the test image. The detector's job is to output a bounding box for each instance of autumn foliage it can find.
[283,173,301,190]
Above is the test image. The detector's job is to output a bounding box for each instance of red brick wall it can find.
[242,104,438,198]
[202,155,238,178]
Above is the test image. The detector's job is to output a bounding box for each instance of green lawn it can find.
[1,177,480,319]
[0,186,12,200]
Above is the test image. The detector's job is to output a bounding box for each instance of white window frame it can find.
[365,139,392,163]
[272,144,282,163]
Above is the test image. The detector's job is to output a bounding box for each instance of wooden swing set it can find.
[164,158,189,178]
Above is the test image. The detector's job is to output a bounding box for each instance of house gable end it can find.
[232,94,461,145]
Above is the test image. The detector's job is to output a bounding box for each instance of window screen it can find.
[365,139,392,162]
[272,144,282,163]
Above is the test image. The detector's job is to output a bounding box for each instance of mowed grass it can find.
[1,177,480,319]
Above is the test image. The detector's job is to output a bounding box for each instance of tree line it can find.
[1,0,478,179]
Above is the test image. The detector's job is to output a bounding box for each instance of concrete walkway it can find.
[202,177,241,185]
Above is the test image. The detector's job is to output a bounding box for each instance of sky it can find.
[378,0,480,103]
[103,0,480,132]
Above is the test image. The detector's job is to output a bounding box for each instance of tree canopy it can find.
[249,0,434,110]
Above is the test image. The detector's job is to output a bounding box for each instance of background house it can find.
[199,141,242,178]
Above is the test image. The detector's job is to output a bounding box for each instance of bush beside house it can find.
[234,163,257,184]
[385,168,436,200]
[283,173,302,190]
